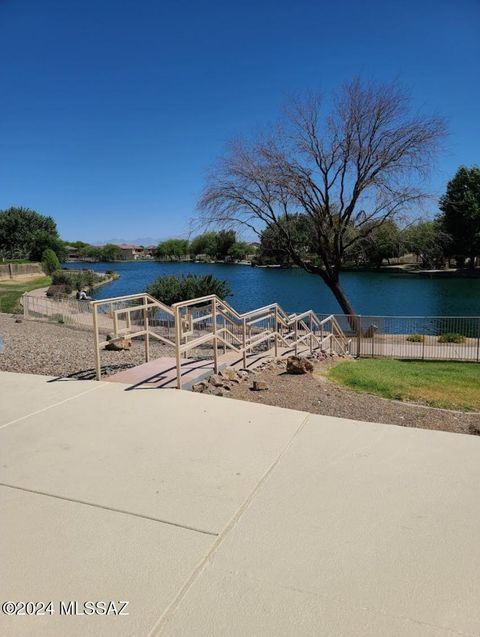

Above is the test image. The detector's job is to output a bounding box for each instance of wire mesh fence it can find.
[327,315,480,362]
[23,293,94,331]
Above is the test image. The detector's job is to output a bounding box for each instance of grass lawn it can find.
[0,276,51,314]
[327,358,480,411]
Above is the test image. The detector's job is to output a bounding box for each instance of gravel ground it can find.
[0,313,173,379]
[224,357,480,436]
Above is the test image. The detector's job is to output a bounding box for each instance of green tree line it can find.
[255,166,480,270]
[154,230,257,262]
[1,165,478,274]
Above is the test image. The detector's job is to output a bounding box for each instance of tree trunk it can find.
[324,276,361,334]
[469,255,476,270]
[327,278,356,316]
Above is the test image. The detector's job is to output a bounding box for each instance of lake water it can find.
[63,261,480,317]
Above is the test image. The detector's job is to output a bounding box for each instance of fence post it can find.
[294,319,298,355]
[92,303,101,381]
[356,315,361,358]
[144,297,150,363]
[477,318,480,363]
[175,306,182,389]
[212,298,218,374]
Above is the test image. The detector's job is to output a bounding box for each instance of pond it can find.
[63,261,480,317]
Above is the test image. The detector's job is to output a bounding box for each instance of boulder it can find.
[286,355,314,375]
[191,381,208,393]
[220,367,238,382]
[104,335,132,351]
[252,379,269,391]
[209,374,224,387]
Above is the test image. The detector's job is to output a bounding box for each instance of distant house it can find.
[64,245,80,262]
[116,244,144,260]
[143,245,156,258]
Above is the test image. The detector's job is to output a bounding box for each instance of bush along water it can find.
[438,332,466,343]
[147,273,232,306]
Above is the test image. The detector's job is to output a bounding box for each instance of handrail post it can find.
[212,298,218,374]
[242,318,247,368]
[175,306,182,389]
[223,315,226,355]
[92,303,101,381]
[274,306,278,357]
[144,296,150,363]
[294,319,298,355]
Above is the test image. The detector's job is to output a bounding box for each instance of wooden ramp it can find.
[104,345,307,391]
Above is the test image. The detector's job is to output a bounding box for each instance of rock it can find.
[104,335,132,351]
[237,370,250,380]
[191,381,208,393]
[220,367,238,381]
[365,323,378,338]
[252,379,269,391]
[209,374,224,387]
[286,356,314,375]
[211,387,224,397]
[14,318,22,323]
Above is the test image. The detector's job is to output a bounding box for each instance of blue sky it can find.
[0,0,478,243]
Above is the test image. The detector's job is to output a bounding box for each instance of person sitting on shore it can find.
[78,289,91,301]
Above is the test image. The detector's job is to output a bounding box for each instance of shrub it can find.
[147,274,232,306]
[438,332,466,343]
[51,269,102,291]
[41,248,61,275]
[406,334,424,342]
[46,283,71,297]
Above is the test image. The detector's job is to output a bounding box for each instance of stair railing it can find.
[92,292,351,387]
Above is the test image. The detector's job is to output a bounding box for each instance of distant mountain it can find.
[92,237,160,247]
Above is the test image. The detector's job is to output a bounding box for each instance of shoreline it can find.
[64,260,480,279]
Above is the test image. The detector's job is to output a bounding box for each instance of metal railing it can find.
[23,293,95,329]
[23,291,480,387]
[90,293,351,387]
[330,314,480,362]
[90,293,177,381]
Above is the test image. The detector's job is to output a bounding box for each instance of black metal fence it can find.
[327,315,480,362]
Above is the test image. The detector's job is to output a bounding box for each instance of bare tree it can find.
[198,80,446,316]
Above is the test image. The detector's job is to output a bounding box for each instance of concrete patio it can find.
[1,370,480,636]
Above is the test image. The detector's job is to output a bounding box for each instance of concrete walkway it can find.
[1,371,480,636]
